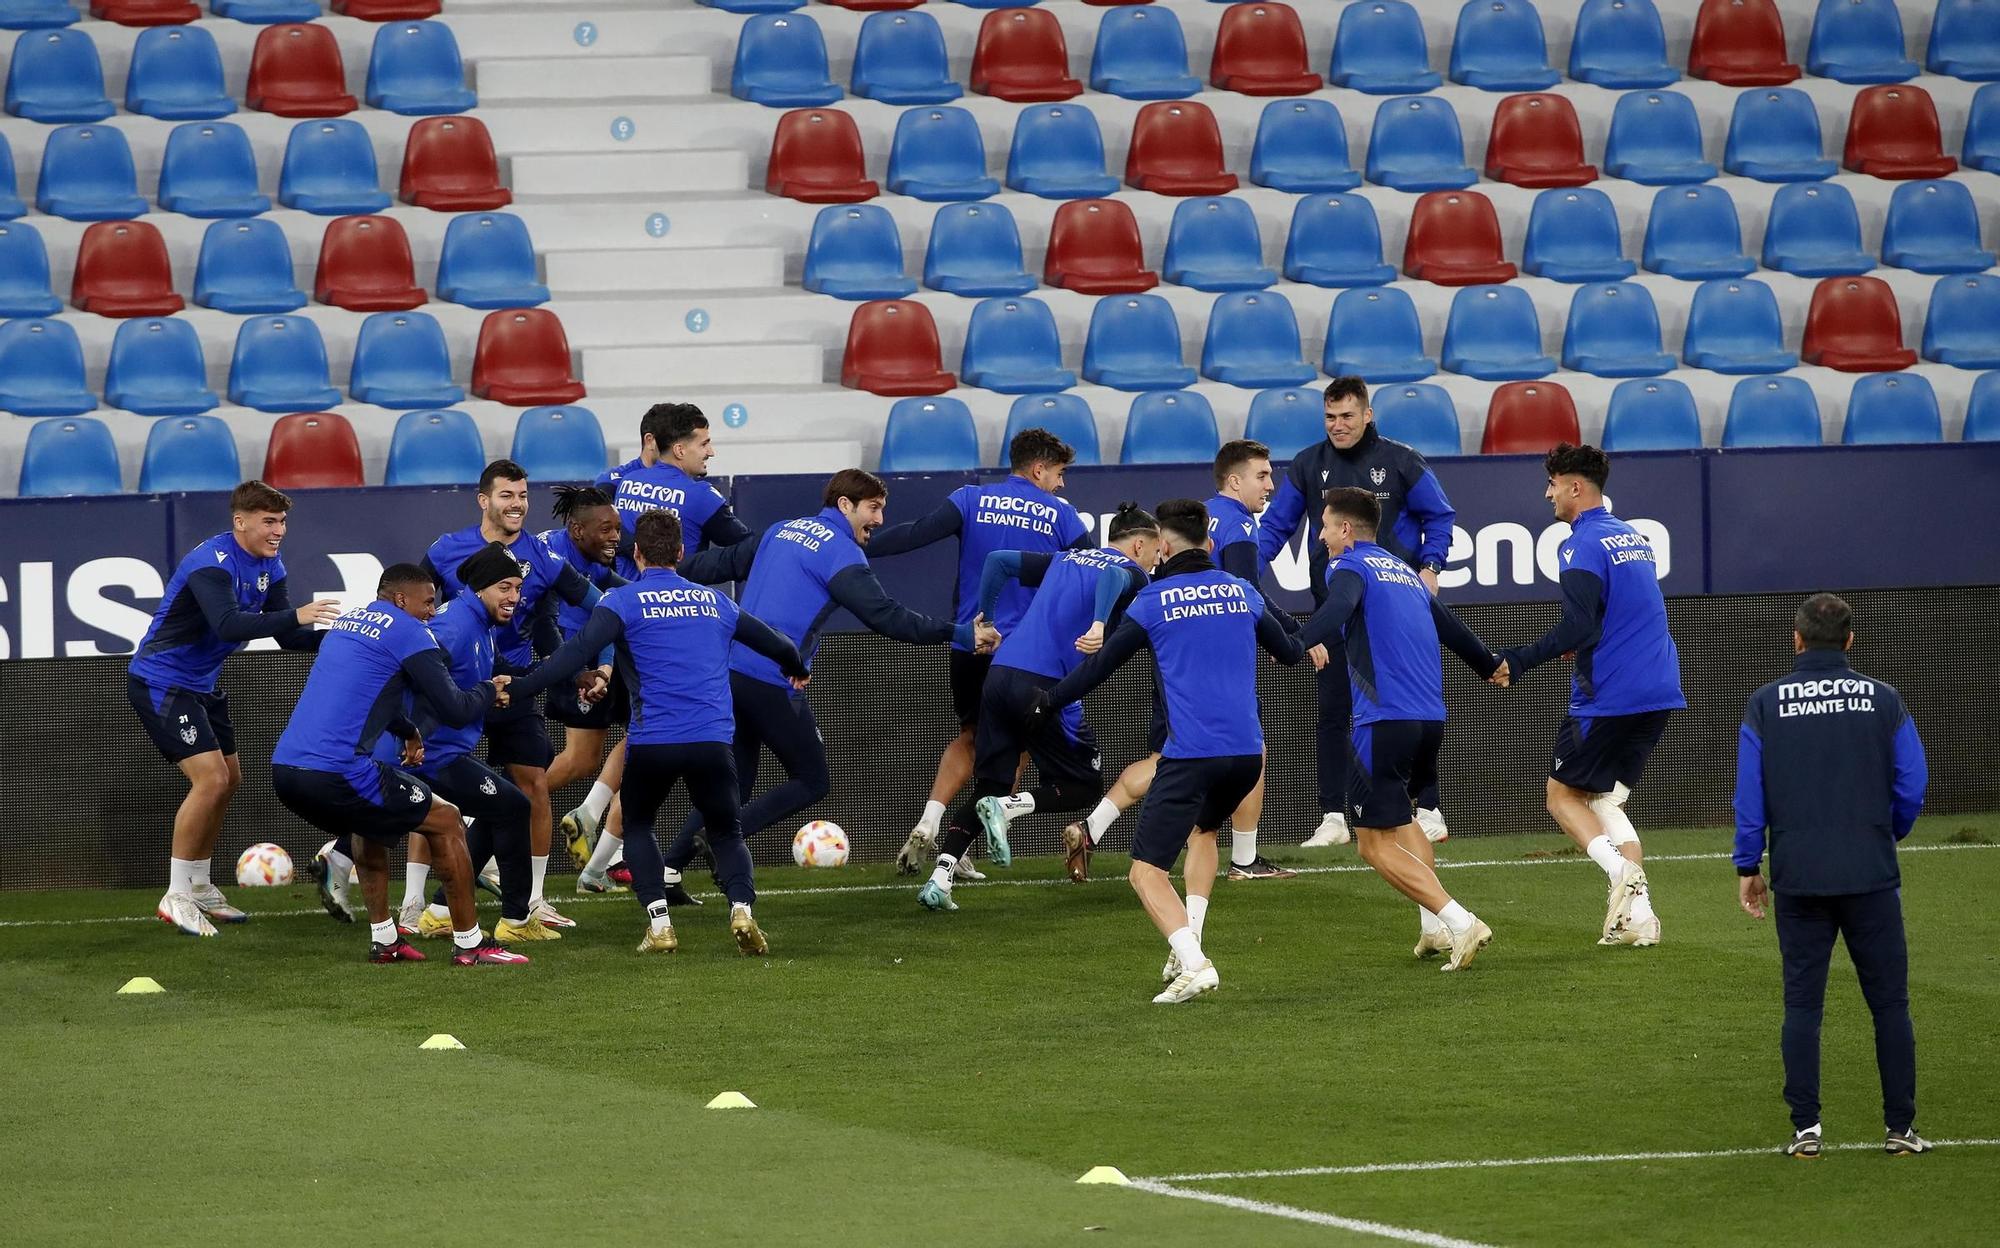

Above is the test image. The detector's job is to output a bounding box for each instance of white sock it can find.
[1001,792,1036,816]
[1419,906,1446,935]
[1630,879,1657,924]
[731,902,753,920]
[401,863,431,910]
[584,829,621,876]
[647,901,672,934]
[1086,798,1120,844]
[1438,899,1475,935]
[1167,925,1206,971]
[479,856,496,876]
[609,839,624,865]
[370,919,396,945]
[662,865,683,885]
[929,855,957,892]
[918,800,947,837]
[1585,835,1624,880]
[169,858,198,895]
[453,926,481,950]
[1230,826,1258,868]
[1186,894,1209,941]
[530,854,549,905]
[191,858,213,889]
[583,781,614,822]
[323,844,354,878]
[426,903,450,919]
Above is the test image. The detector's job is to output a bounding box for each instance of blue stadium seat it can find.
[436,211,551,308]
[731,13,842,108]
[1082,293,1196,391]
[511,405,608,481]
[213,0,321,21]
[1006,104,1118,198]
[1604,90,1717,184]
[1330,0,1441,94]
[1089,8,1201,100]
[1244,387,1323,460]
[879,396,981,471]
[1921,274,2000,368]
[0,319,94,416]
[1521,187,1635,282]
[1371,383,1461,457]
[1760,182,1873,277]
[0,0,78,29]
[1365,96,1477,191]
[888,107,1000,201]
[1561,282,1673,377]
[923,202,1036,297]
[961,295,1075,393]
[1201,290,1316,387]
[1642,185,1754,279]
[1928,0,2000,80]
[852,11,960,104]
[1442,285,1555,380]
[126,26,234,121]
[350,311,465,409]
[1003,394,1101,466]
[140,416,242,495]
[35,124,145,221]
[1684,279,1798,374]
[1966,82,2000,171]
[0,132,20,218]
[1323,286,1435,381]
[803,204,916,301]
[1449,0,1560,91]
[1806,0,1917,83]
[1283,193,1396,287]
[194,218,306,313]
[278,120,392,215]
[105,318,219,417]
[20,417,119,497]
[385,408,485,485]
[1163,197,1274,292]
[1881,179,1996,274]
[1964,371,2000,439]
[1601,377,1701,450]
[1723,88,1836,181]
[695,0,804,12]
[1567,0,1676,88]
[6,28,112,122]
[227,315,341,412]
[366,21,476,115]
[1250,99,1360,192]
[1121,390,1219,464]
[1723,376,1821,446]
[0,221,60,316]
[158,122,272,218]
[1842,373,1941,444]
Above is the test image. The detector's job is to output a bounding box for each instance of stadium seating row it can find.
[0,1,440,26]
[2,21,473,121]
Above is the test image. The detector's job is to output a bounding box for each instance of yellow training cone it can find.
[419,1034,465,1050]
[116,977,165,995]
[705,1091,757,1109]
[1076,1167,1129,1186]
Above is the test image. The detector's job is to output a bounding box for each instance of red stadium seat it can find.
[840,300,956,395]
[971,10,1083,103]
[1210,3,1322,96]
[1483,93,1596,187]
[1482,381,1580,454]
[400,116,513,210]
[473,308,586,404]
[1125,101,1239,196]
[1403,190,1518,286]
[264,413,364,489]
[1688,0,1801,85]
[1801,276,1918,371]
[314,215,426,312]
[767,109,879,203]
[71,221,185,318]
[334,0,443,17]
[247,24,358,118]
[91,0,199,25]
[1044,198,1159,294]
[819,0,924,10]
[1843,85,1958,179]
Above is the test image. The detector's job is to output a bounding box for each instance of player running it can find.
[597,402,754,578]
[129,481,339,937]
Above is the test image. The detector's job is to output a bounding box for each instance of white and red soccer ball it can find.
[791,821,849,868]
[234,842,294,887]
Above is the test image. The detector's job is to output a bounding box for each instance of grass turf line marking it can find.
[1146,1137,2000,1182]
[1127,1179,1500,1248]
[2,842,1992,931]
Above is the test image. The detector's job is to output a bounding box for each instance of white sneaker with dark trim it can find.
[156,891,217,937]
[1153,960,1219,1004]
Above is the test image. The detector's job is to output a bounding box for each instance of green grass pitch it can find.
[4,817,1997,1247]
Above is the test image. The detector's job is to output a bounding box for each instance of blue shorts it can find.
[129,676,235,762]
[1132,754,1263,870]
[1348,719,1444,831]
[273,762,433,846]
[950,648,992,728]
[1551,711,1672,794]
[546,669,628,731]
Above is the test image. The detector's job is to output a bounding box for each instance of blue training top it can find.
[425,524,587,669]
[129,532,315,692]
[369,593,495,773]
[988,546,1147,683]
[1301,541,1497,724]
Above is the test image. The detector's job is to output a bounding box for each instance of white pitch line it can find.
[1127,1179,1500,1248]
[0,842,1991,931]
[1146,1137,2000,1182]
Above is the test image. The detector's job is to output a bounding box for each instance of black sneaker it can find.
[1885,1128,1931,1156]
[1227,855,1299,881]
[1785,1125,1822,1159]
[664,882,703,907]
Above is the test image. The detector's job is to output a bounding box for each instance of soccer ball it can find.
[792,821,849,868]
[235,842,294,887]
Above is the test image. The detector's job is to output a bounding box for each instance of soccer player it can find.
[128,480,340,937]
[917,504,1161,913]
[1490,443,1685,948]
[1255,378,1458,849]
[871,428,1091,875]
[656,469,996,896]
[510,510,808,956]
[598,402,754,576]
[272,564,523,965]
[1302,488,1499,971]
[1036,500,1304,1003]
[1066,441,1295,882]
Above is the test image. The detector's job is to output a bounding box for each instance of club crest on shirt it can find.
[256,573,270,593]
[517,559,534,579]
[1370,467,1387,486]
[480,776,498,796]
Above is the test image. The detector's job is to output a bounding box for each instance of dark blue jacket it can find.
[1733,649,1928,896]
[1256,423,1456,604]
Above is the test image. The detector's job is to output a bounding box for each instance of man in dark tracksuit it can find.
[1734,593,1931,1159]
[1256,377,1457,848]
